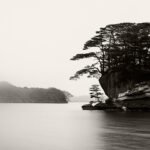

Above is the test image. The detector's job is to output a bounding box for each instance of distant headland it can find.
[0,81,71,103]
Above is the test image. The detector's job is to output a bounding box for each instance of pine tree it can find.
[89,85,103,102]
[70,23,150,81]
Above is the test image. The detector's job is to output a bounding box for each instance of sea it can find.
[0,103,150,150]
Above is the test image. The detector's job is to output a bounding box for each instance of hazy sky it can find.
[0,0,149,95]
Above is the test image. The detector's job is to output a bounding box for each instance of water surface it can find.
[0,103,150,150]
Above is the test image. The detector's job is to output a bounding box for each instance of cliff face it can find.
[99,69,150,98]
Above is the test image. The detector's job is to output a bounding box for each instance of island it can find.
[71,22,150,111]
[0,81,69,103]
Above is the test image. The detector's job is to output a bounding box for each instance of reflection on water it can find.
[0,103,150,150]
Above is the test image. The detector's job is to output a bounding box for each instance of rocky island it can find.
[71,22,150,111]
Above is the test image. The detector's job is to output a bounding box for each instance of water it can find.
[0,103,150,150]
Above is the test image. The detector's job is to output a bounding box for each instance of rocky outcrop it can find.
[116,82,150,111]
[97,68,150,111]
[82,82,150,111]
[82,100,123,111]
[99,68,150,98]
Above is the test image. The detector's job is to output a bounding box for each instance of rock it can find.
[82,100,123,111]
[82,104,96,110]
[82,81,150,111]
[117,82,150,111]
[99,69,150,98]
[98,67,150,111]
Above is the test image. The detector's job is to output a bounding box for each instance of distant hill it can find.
[70,95,92,102]
[0,82,68,103]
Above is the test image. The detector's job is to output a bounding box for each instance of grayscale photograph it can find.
[0,0,150,150]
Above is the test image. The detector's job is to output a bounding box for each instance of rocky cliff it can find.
[99,68,150,98]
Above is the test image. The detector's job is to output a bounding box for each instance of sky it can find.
[0,0,149,96]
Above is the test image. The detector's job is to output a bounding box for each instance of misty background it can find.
[0,0,149,96]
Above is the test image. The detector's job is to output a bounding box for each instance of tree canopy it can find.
[70,23,150,80]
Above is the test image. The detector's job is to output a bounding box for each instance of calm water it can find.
[0,103,150,150]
